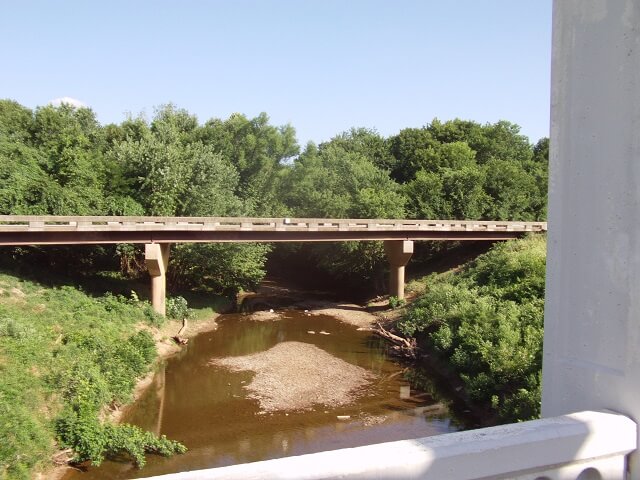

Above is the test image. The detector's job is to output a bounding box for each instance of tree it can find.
[483,159,540,221]
[110,107,241,217]
[196,112,298,214]
[428,119,532,165]
[0,141,64,214]
[440,165,489,219]
[282,143,405,219]
[0,99,34,143]
[280,142,405,287]
[404,170,446,219]
[323,128,395,172]
[388,127,439,183]
[109,106,269,294]
[30,104,107,214]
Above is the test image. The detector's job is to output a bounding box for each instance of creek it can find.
[63,289,469,479]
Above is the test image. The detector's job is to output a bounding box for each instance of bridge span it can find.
[0,215,546,314]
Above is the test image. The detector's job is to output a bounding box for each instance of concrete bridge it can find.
[0,215,546,315]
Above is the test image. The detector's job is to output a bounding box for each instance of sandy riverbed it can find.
[209,341,375,412]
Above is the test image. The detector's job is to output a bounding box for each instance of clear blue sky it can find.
[1,1,552,145]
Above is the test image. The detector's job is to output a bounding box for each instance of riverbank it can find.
[44,304,227,480]
[393,235,547,424]
[108,312,223,424]
[0,270,198,479]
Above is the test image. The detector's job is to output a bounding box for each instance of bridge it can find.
[0,215,546,315]
[5,4,638,479]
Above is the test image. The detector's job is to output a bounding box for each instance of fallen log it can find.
[374,322,417,359]
[173,318,189,345]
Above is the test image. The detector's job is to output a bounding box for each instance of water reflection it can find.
[64,310,464,479]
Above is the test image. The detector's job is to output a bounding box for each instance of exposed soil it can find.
[209,341,375,412]
[247,310,281,321]
[308,305,378,328]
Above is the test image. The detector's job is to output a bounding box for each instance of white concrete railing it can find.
[0,215,547,233]
[140,411,636,480]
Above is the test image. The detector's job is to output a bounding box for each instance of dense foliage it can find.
[398,235,546,422]
[0,99,549,477]
[0,274,187,479]
[0,99,548,292]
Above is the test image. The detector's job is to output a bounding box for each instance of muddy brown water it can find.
[63,310,462,479]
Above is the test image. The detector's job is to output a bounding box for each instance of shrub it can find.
[388,296,406,309]
[399,236,546,422]
[166,296,192,320]
[0,274,187,477]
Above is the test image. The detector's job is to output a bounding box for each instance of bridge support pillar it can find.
[384,240,413,300]
[145,243,170,316]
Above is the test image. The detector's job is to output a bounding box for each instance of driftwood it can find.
[52,448,76,467]
[374,322,417,359]
[172,318,189,345]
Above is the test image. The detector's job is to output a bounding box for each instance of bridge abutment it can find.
[145,243,170,316]
[384,240,413,300]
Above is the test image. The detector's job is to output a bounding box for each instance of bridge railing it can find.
[139,410,636,480]
[0,215,547,233]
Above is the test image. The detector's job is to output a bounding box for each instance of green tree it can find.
[280,142,405,286]
[30,104,107,214]
[324,128,395,172]
[388,127,439,183]
[110,107,241,217]
[0,99,34,143]
[196,112,298,214]
[483,159,540,220]
[440,165,489,219]
[428,119,532,165]
[404,170,446,219]
[109,106,269,294]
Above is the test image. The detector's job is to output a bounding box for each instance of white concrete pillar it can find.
[384,240,413,300]
[145,243,170,316]
[543,0,640,475]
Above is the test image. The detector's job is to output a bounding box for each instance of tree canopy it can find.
[0,99,548,294]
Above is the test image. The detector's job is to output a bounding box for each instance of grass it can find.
[0,270,227,479]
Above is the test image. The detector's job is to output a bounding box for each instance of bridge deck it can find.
[0,216,547,245]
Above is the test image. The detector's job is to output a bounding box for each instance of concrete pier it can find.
[145,243,170,316]
[384,240,414,300]
[542,0,640,475]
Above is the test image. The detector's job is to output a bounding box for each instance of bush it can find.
[398,236,546,422]
[0,273,187,478]
[388,296,406,309]
[54,329,186,466]
[166,296,192,320]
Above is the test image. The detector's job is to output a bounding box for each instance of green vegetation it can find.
[398,235,546,423]
[0,273,186,478]
[0,99,550,476]
[0,100,548,292]
[388,296,406,309]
